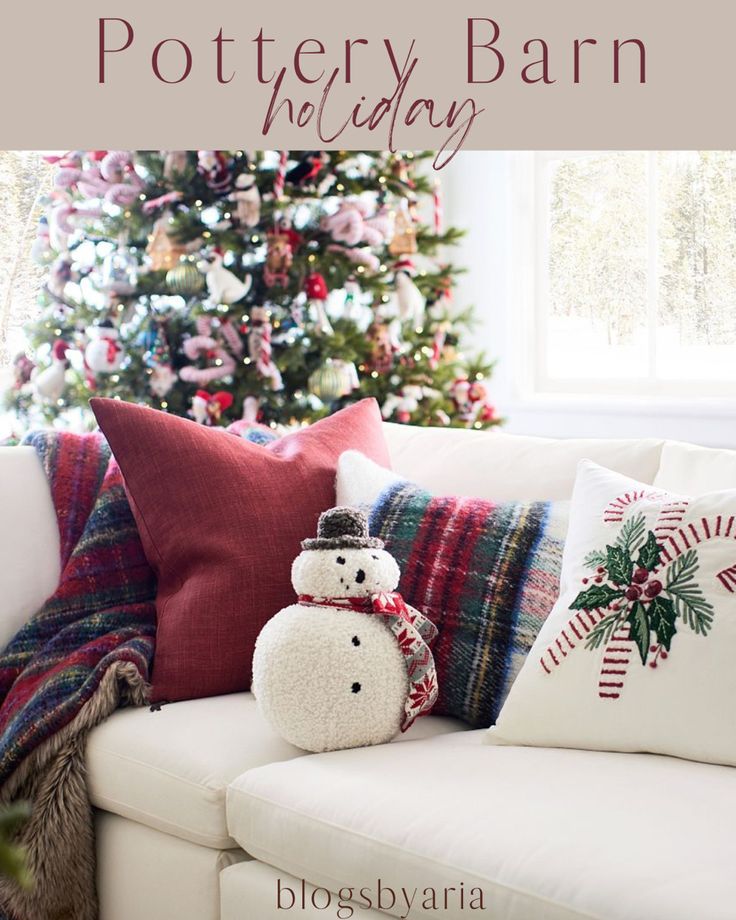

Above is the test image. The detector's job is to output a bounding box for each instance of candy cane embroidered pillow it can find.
[489,460,736,766]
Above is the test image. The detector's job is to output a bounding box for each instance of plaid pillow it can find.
[369,479,568,727]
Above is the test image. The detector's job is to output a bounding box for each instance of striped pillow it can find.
[367,478,568,728]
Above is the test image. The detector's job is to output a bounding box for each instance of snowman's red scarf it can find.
[297,592,439,731]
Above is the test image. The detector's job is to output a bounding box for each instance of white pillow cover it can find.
[490,460,736,765]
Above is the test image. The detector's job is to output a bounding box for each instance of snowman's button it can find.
[352,636,361,646]
[351,682,362,693]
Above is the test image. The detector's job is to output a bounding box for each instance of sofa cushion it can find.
[228,731,736,920]
[86,692,465,850]
[337,450,568,728]
[490,460,736,766]
[382,422,664,501]
[0,447,60,651]
[91,397,391,703]
[655,440,736,493]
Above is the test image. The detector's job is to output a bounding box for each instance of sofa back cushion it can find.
[0,447,60,650]
[654,441,736,493]
[382,423,664,501]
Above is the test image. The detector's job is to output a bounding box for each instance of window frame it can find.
[512,150,736,405]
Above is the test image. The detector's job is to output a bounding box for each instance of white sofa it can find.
[3,423,736,920]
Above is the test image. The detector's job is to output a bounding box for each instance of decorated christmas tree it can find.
[5,150,499,431]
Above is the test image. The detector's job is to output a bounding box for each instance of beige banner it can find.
[1,1,732,159]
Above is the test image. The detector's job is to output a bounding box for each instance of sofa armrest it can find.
[0,447,60,649]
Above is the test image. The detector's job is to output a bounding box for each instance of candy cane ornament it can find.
[219,318,245,357]
[249,307,283,391]
[433,179,444,235]
[273,151,288,200]
[179,334,236,385]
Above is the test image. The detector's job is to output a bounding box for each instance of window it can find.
[524,151,736,399]
[0,152,52,378]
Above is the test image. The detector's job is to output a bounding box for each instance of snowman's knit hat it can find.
[302,507,384,551]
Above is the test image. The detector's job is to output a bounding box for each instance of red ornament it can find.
[276,217,303,252]
[305,272,328,301]
[51,340,70,362]
[194,389,234,425]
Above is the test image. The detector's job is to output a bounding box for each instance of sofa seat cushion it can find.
[86,692,465,850]
[227,731,736,920]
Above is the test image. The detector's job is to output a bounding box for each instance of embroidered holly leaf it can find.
[570,584,624,611]
[647,595,677,651]
[637,532,662,572]
[626,601,650,664]
[606,544,633,586]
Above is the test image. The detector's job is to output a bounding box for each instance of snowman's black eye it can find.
[351,682,362,693]
[352,636,360,646]
[336,556,346,565]
[371,555,379,560]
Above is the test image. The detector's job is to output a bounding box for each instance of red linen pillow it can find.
[90,398,390,702]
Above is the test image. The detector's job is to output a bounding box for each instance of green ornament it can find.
[308,359,359,403]
[166,261,205,296]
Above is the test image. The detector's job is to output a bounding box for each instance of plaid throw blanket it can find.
[369,480,568,728]
[0,431,156,920]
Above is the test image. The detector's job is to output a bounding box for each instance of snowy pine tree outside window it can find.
[527,151,736,398]
[0,153,53,388]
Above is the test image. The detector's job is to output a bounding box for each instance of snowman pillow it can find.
[489,460,736,766]
[252,507,439,753]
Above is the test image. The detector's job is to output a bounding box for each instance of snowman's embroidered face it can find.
[291,546,400,598]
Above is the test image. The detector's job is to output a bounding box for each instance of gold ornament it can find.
[166,260,205,295]
[308,359,359,403]
[388,204,417,256]
[147,216,187,272]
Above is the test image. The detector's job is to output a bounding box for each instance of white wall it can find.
[440,150,736,448]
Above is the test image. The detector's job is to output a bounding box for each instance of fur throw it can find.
[0,431,156,920]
